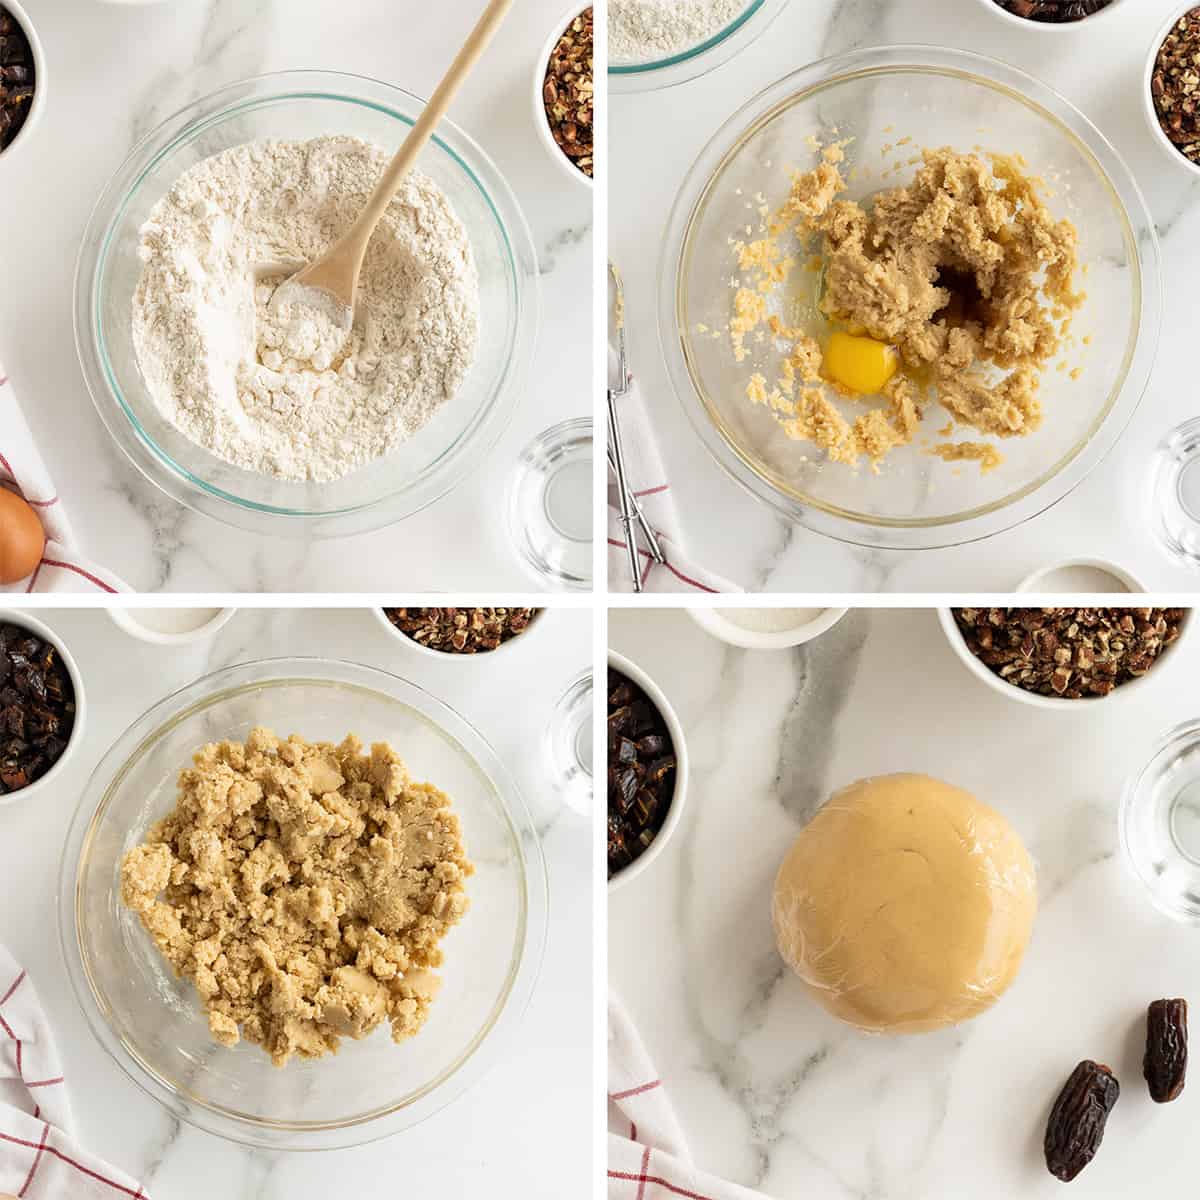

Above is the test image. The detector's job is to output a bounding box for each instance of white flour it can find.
[609,0,748,64]
[132,137,479,483]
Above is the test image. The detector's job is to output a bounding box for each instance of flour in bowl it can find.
[131,136,479,483]
[609,0,748,64]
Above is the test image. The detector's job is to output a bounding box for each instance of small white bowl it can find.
[373,607,548,661]
[937,607,1194,712]
[974,0,1131,32]
[107,607,236,646]
[607,650,689,892]
[531,3,593,191]
[0,0,46,165]
[0,609,86,809]
[1142,3,1200,179]
[1016,557,1147,594]
[686,607,847,650]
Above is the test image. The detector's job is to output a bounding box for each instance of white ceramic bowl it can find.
[1143,3,1200,179]
[686,607,847,650]
[107,607,237,646]
[0,609,86,808]
[373,607,548,662]
[531,4,593,191]
[1016,557,1146,594]
[0,0,45,165]
[974,0,1132,32]
[937,607,1193,712]
[607,650,689,891]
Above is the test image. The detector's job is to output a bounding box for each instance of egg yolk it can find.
[825,331,898,395]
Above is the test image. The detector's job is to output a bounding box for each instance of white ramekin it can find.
[974,0,1132,33]
[373,607,548,662]
[531,3,593,191]
[0,0,45,165]
[0,609,86,809]
[107,607,236,646]
[937,607,1194,712]
[686,606,847,650]
[1016,557,1147,594]
[607,650,689,892]
[1143,3,1200,178]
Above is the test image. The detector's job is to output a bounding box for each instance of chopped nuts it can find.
[1152,10,1200,165]
[543,7,593,179]
[952,608,1188,699]
[384,607,541,654]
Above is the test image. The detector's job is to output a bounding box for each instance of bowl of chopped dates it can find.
[0,1,43,162]
[979,0,1129,31]
[938,607,1192,710]
[0,611,85,807]
[1144,4,1200,177]
[533,5,593,189]
[375,607,545,660]
[607,651,688,890]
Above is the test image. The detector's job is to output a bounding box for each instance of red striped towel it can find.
[1,366,127,594]
[608,993,767,1200]
[0,947,151,1198]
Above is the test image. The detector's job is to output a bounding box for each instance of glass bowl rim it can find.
[657,44,1163,551]
[57,655,549,1151]
[73,69,540,537]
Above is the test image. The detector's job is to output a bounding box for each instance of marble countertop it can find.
[611,0,1200,592]
[0,605,592,1198]
[0,0,591,593]
[610,606,1200,1198]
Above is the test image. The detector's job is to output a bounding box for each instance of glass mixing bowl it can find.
[58,658,548,1150]
[74,72,539,538]
[659,46,1161,550]
[609,0,790,94]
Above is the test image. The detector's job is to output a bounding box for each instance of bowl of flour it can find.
[75,71,539,537]
[609,0,790,93]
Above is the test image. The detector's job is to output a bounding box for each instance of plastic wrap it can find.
[771,772,1037,1034]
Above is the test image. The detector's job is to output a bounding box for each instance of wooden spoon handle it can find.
[350,0,513,241]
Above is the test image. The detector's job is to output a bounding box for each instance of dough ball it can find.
[771,773,1036,1034]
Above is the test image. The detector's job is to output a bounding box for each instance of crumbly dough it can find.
[772,773,1037,1034]
[120,728,472,1067]
[730,145,1083,470]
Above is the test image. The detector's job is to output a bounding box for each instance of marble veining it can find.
[612,0,1200,591]
[611,607,1200,1197]
[1,0,591,592]
[0,607,591,1198]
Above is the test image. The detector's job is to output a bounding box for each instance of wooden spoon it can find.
[271,0,512,329]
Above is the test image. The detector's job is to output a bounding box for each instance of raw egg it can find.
[0,487,45,584]
[825,331,898,395]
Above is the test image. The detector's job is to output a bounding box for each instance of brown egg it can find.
[0,486,45,584]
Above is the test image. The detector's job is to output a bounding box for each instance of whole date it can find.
[1044,1060,1119,1183]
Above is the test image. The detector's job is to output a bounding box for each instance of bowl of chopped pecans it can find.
[375,607,546,661]
[1145,4,1200,177]
[532,5,593,189]
[937,607,1193,711]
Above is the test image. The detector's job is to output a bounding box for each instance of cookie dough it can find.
[120,727,472,1066]
[730,145,1083,470]
[771,773,1036,1033]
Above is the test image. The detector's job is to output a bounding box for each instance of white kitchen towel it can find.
[0,946,151,1198]
[608,993,767,1200]
[0,367,127,594]
[607,355,740,594]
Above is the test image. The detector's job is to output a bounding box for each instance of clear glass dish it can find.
[74,72,540,539]
[1150,417,1200,569]
[609,0,790,94]
[544,668,593,816]
[1122,718,1200,923]
[658,46,1162,550]
[58,658,548,1150]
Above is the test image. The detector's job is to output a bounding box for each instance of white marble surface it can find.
[610,606,1200,1197]
[0,606,592,1197]
[0,0,591,592]
[611,0,1200,592]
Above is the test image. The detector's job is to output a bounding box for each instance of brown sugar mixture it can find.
[728,145,1084,471]
[120,727,472,1067]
